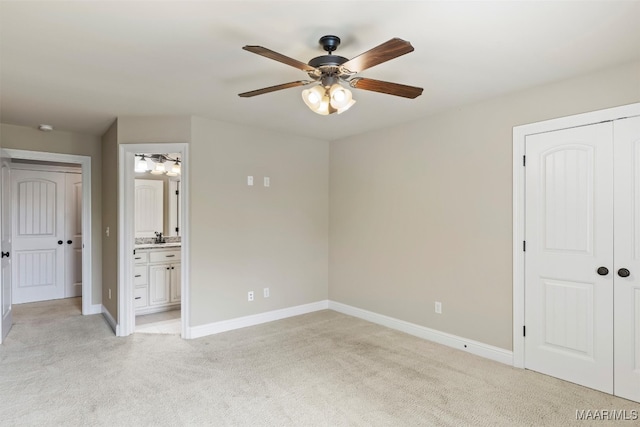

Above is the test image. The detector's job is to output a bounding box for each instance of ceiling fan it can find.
[238,35,423,115]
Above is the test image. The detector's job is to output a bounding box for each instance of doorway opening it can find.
[118,143,189,338]
[1,149,94,316]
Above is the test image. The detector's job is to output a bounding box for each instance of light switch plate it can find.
[264,177,270,187]
[247,176,254,186]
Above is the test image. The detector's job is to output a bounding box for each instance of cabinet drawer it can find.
[133,266,147,285]
[134,252,149,264]
[149,250,181,263]
[134,286,148,308]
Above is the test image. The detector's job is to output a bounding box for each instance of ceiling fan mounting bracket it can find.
[319,35,341,53]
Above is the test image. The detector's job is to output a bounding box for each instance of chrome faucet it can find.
[154,231,165,244]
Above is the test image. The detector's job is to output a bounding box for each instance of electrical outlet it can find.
[109,288,111,300]
[264,177,270,187]
[106,226,110,237]
[248,291,254,302]
[263,287,270,298]
[435,301,442,314]
[247,176,254,186]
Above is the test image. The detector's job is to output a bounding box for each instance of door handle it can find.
[1,251,9,258]
[597,266,609,276]
[618,268,631,278]
[67,240,73,244]
[58,240,63,245]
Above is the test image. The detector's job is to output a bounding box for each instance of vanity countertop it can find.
[134,243,182,250]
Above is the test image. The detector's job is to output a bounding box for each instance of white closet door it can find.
[65,173,82,298]
[525,122,614,393]
[614,115,640,402]
[12,170,66,303]
[1,158,13,342]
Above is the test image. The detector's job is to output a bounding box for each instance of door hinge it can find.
[523,155,526,166]
[523,241,526,251]
[133,249,136,255]
[523,325,526,337]
[175,190,179,195]
[175,227,179,233]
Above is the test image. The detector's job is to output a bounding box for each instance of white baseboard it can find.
[86,304,102,315]
[101,305,118,335]
[186,300,329,339]
[328,301,513,366]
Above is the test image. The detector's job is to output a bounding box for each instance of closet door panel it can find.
[614,115,640,402]
[524,122,614,394]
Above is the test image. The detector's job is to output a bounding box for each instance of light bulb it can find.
[329,84,353,109]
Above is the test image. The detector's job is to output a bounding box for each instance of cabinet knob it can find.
[597,266,609,276]
[1,251,9,258]
[135,297,141,300]
[67,240,72,244]
[58,240,63,245]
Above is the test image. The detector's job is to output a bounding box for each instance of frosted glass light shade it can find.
[302,85,327,112]
[135,158,148,173]
[171,162,181,175]
[329,84,353,109]
[150,162,165,175]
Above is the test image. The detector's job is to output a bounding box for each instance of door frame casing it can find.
[512,102,640,369]
[0,148,94,315]
[117,143,189,338]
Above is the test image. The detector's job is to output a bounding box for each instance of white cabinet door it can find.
[149,264,170,306]
[11,170,66,304]
[613,116,640,402]
[525,122,614,393]
[135,179,163,238]
[170,263,181,303]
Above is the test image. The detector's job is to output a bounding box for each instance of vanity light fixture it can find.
[135,154,181,176]
[38,124,54,132]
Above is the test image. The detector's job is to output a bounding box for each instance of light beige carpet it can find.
[0,298,637,426]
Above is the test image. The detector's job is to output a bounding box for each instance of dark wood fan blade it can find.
[243,45,317,72]
[340,38,414,73]
[238,80,313,97]
[349,78,423,99]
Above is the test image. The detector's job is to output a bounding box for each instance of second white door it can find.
[12,169,81,304]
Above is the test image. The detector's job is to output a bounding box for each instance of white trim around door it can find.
[512,102,640,369]
[118,143,189,338]
[1,149,95,315]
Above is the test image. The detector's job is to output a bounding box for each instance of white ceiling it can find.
[1,1,639,141]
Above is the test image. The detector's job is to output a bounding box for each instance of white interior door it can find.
[135,179,163,238]
[1,157,13,343]
[613,115,640,402]
[12,170,65,304]
[525,122,614,393]
[65,173,82,298]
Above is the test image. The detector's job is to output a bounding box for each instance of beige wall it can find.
[190,117,329,325]
[329,60,640,351]
[0,123,103,306]
[101,120,118,317]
